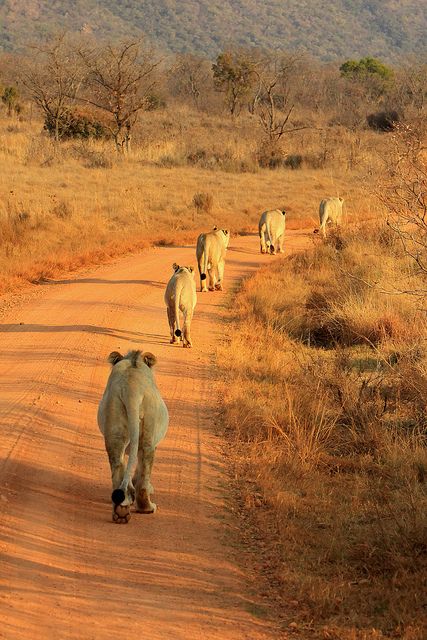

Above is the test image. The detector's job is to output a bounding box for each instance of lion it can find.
[196,226,230,292]
[258,209,286,254]
[97,350,169,524]
[316,197,344,238]
[164,263,197,348]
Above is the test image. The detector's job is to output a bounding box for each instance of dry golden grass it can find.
[0,110,385,294]
[218,223,427,639]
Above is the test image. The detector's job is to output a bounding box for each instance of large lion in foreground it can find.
[97,350,169,523]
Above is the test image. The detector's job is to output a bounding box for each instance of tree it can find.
[340,56,394,104]
[212,49,258,116]
[169,53,212,110]
[380,122,427,291]
[22,34,83,142]
[340,57,393,81]
[392,59,427,115]
[78,40,160,152]
[2,86,21,116]
[254,52,307,143]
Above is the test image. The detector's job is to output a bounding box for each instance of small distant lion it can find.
[97,350,169,524]
[315,197,344,238]
[164,263,197,348]
[196,226,230,292]
[258,209,286,254]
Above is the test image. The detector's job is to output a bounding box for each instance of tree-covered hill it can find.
[0,0,425,61]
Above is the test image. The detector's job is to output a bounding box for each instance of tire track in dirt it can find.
[0,232,309,640]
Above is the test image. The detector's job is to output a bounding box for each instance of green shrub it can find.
[44,111,108,141]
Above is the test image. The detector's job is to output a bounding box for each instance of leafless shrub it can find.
[283,153,303,169]
[84,150,113,169]
[378,122,427,293]
[192,191,213,214]
[52,200,73,219]
[256,140,284,168]
[157,154,183,168]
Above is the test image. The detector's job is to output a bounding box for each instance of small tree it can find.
[212,49,257,116]
[254,53,305,142]
[169,53,211,110]
[340,57,393,81]
[22,34,83,142]
[78,40,160,152]
[340,57,394,102]
[2,86,21,116]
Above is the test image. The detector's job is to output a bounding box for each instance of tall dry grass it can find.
[218,223,427,639]
[0,108,386,294]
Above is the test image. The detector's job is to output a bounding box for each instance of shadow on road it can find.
[0,323,144,339]
[37,278,166,288]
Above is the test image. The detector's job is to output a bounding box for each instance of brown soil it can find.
[0,231,309,640]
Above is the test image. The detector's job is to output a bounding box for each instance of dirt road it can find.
[0,231,308,640]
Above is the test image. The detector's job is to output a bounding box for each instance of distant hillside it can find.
[0,0,426,61]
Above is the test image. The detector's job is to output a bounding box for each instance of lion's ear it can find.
[143,352,157,368]
[173,262,180,272]
[108,351,123,366]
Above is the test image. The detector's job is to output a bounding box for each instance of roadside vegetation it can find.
[218,133,427,637]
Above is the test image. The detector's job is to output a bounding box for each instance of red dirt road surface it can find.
[0,231,308,640]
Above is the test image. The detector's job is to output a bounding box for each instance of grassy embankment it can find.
[219,221,427,638]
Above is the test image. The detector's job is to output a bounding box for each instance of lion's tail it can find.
[201,240,209,282]
[266,217,273,250]
[111,395,140,506]
[174,290,182,338]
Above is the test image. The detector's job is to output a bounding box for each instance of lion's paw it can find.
[135,498,157,514]
[112,503,131,524]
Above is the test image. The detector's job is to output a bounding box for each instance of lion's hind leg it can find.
[215,260,225,291]
[182,309,193,348]
[259,223,267,253]
[167,304,180,343]
[209,264,218,291]
[134,446,157,513]
[107,434,132,524]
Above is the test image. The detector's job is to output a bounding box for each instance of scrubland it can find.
[0,107,383,293]
[1,94,426,639]
[219,222,427,638]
